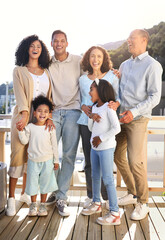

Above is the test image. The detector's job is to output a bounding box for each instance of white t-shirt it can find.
[18,123,59,163]
[88,102,121,150]
[30,71,49,98]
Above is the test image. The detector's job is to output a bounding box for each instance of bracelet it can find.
[47,118,53,121]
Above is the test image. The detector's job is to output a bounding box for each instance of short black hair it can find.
[51,30,67,41]
[15,35,51,68]
[32,95,54,112]
[93,79,115,103]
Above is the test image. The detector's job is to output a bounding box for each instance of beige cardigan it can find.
[10,66,52,167]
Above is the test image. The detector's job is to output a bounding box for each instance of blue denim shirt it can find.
[77,70,120,126]
[119,52,163,119]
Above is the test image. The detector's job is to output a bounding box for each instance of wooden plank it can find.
[19,204,56,240]
[152,196,165,221]
[0,200,24,235]
[0,203,29,240]
[139,211,159,240]
[123,205,145,240]
[88,209,102,240]
[72,195,88,240]
[42,208,63,240]
[42,193,71,240]
[57,191,80,240]
[115,207,131,240]
[148,197,165,240]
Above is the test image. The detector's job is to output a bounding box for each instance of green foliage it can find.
[108,22,165,81]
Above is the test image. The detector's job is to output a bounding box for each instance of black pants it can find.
[80,124,108,200]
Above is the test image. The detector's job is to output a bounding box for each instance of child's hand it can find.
[16,118,27,131]
[90,113,101,122]
[54,163,59,170]
[92,136,101,148]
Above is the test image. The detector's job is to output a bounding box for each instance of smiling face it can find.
[89,48,104,71]
[51,33,68,57]
[127,30,147,58]
[34,104,50,125]
[89,83,99,103]
[28,40,42,60]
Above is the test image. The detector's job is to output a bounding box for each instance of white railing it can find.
[0,114,165,191]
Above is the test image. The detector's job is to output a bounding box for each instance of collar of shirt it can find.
[131,51,148,61]
[51,53,72,63]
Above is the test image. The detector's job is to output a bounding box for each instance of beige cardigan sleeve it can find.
[13,67,30,114]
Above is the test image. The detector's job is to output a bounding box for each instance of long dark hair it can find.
[93,79,115,103]
[15,35,51,68]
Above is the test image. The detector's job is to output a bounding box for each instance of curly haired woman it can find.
[6,35,54,216]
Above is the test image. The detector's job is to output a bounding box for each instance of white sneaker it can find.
[96,211,121,226]
[56,199,70,217]
[19,193,31,205]
[105,200,109,210]
[118,194,137,206]
[28,202,38,216]
[83,197,92,208]
[81,202,101,216]
[131,203,149,220]
[6,197,16,216]
[38,203,48,216]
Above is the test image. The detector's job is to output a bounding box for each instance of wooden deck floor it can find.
[0,191,165,240]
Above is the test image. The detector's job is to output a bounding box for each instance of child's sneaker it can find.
[96,211,121,225]
[38,203,48,216]
[6,197,16,216]
[28,202,38,216]
[19,192,31,205]
[81,202,101,216]
[83,197,92,208]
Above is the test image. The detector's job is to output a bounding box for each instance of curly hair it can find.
[81,46,113,74]
[32,95,54,112]
[93,79,115,103]
[15,35,51,68]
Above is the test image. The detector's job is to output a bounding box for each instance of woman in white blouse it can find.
[77,46,120,208]
[6,35,53,216]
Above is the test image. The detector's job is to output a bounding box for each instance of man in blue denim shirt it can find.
[46,30,83,217]
[115,29,163,220]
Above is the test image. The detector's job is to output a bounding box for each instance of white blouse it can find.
[30,71,49,98]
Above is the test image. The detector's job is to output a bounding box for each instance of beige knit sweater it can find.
[10,66,52,167]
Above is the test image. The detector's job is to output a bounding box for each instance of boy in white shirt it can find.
[17,95,59,216]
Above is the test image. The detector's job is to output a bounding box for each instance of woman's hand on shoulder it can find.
[108,101,120,111]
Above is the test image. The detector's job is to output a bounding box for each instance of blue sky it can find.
[0,0,165,84]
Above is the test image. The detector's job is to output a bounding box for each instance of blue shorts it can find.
[25,159,58,196]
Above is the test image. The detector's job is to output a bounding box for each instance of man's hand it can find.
[45,119,55,131]
[108,101,120,111]
[92,136,101,148]
[54,163,59,170]
[119,110,133,123]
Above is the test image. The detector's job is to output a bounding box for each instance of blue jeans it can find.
[91,148,119,212]
[53,109,80,200]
